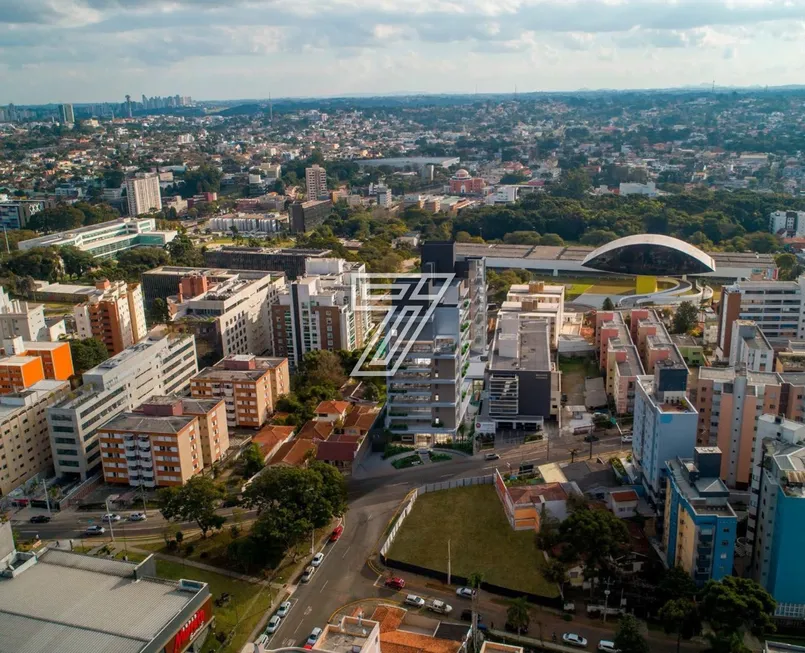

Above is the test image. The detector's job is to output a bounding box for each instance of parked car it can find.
[562,633,588,648]
[455,587,475,599]
[311,552,325,567]
[29,515,51,524]
[428,600,452,615]
[384,576,405,590]
[265,616,281,634]
[404,595,425,608]
[583,434,600,443]
[85,525,106,536]
[620,435,633,444]
[301,566,315,583]
[128,512,147,522]
[484,452,500,461]
[597,641,619,652]
[102,513,121,522]
[329,525,344,542]
[305,627,323,649]
[276,601,292,618]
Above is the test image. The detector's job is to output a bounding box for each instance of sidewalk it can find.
[352,449,474,480]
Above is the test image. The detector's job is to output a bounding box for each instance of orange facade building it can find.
[0,357,45,395]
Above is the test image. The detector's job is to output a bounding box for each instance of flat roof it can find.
[99,412,195,435]
[0,549,205,653]
[490,316,551,372]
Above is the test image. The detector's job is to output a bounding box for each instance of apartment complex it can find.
[47,332,198,479]
[59,103,74,124]
[167,269,285,363]
[190,354,289,428]
[596,310,646,415]
[663,447,737,584]
[0,287,58,343]
[504,281,564,349]
[718,277,805,358]
[202,246,331,279]
[125,171,162,216]
[632,360,698,509]
[729,321,775,372]
[480,313,561,434]
[769,210,805,238]
[74,280,147,356]
[0,380,70,496]
[306,165,329,200]
[0,338,73,384]
[290,199,332,233]
[696,368,783,489]
[18,217,176,258]
[750,415,805,621]
[271,259,369,366]
[0,199,46,230]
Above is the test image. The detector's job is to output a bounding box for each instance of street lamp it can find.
[105,494,118,543]
[602,589,611,623]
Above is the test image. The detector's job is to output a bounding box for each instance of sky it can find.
[3,0,805,105]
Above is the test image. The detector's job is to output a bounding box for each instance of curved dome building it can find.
[582,234,716,276]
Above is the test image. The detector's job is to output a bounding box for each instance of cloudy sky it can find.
[3,0,805,104]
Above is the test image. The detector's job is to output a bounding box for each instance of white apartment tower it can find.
[305,165,328,201]
[125,172,162,217]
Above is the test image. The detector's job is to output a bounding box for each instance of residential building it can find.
[0,356,45,395]
[271,259,369,366]
[1,338,73,382]
[306,165,329,200]
[619,181,658,197]
[670,334,706,367]
[46,331,198,479]
[632,361,698,509]
[696,368,782,489]
[596,310,646,415]
[17,217,176,259]
[504,281,564,349]
[125,172,162,216]
[59,103,74,124]
[479,312,561,433]
[0,380,70,497]
[718,277,805,358]
[632,309,690,375]
[749,416,805,622]
[190,354,289,428]
[315,400,351,423]
[252,424,295,462]
[374,185,392,207]
[167,269,285,363]
[0,287,54,342]
[202,246,331,280]
[729,321,774,372]
[289,199,332,233]
[74,280,147,356]
[663,447,737,584]
[0,199,46,230]
[0,536,213,653]
[769,210,805,238]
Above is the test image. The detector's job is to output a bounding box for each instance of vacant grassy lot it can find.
[534,275,676,301]
[387,485,558,598]
[156,559,275,653]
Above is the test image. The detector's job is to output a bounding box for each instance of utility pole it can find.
[41,477,51,516]
[602,578,613,622]
[447,539,451,585]
[2,226,9,255]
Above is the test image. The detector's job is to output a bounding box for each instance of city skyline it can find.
[3,0,805,104]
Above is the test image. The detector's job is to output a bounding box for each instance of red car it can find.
[385,576,405,590]
[329,525,344,542]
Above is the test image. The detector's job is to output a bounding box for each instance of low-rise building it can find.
[597,310,646,415]
[1,338,73,383]
[202,246,331,280]
[0,288,57,343]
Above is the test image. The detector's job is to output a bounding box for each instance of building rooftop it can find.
[667,458,736,517]
[490,314,551,372]
[0,548,207,653]
[98,412,195,435]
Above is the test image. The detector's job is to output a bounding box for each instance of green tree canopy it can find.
[556,502,629,576]
[167,233,204,267]
[69,337,109,375]
[672,301,699,334]
[158,476,225,538]
[60,245,96,278]
[613,615,650,653]
[506,597,531,634]
[697,576,776,637]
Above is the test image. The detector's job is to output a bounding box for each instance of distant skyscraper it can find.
[305,165,328,200]
[59,103,74,125]
[125,94,132,118]
[125,172,162,216]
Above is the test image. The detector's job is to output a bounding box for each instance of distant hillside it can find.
[217,103,269,117]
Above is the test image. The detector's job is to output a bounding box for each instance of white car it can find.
[85,525,106,536]
[563,633,588,648]
[404,595,425,608]
[102,513,121,522]
[598,641,619,652]
[306,627,323,646]
[128,512,147,522]
[428,600,452,615]
[301,566,315,583]
[276,601,292,618]
[620,435,633,444]
[311,552,325,567]
[456,587,475,599]
[265,616,281,634]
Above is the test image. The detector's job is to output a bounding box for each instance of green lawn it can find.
[156,559,275,653]
[387,485,558,598]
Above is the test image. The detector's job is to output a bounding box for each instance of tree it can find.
[672,301,698,334]
[158,476,225,538]
[298,350,347,391]
[556,504,628,579]
[506,597,531,634]
[167,233,204,267]
[697,576,776,637]
[69,338,109,375]
[540,233,564,246]
[241,443,265,478]
[60,246,95,278]
[602,297,615,311]
[659,598,699,653]
[658,566,697,604]
[775,252,803,281]
[149,298,171,327]
[542,558,566,587]
[613,615,650,653]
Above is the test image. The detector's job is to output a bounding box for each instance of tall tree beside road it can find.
[69,337,109,375]
[158,476,225,538]
[658,566,697,605]
[697,576,776,637]
[672,301,699,334]
[613,615,650,653]
[506,597,531,635]
[658,598,700,653]
[557,503,628,580]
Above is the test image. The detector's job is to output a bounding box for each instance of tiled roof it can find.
[507,482,568,505]
[316,440,357,462]
[610,490,639,503]
[297,420,333,441]
[269,438,316,466]
[253,425,295,457]
[315,400,351,415]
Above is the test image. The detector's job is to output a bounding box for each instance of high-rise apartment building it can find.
[59,103,74,124]
[98,396,228,488]
[74,280,147,356]
[305,165,328,201]
[663,447,737,584]
[0,288,53,342]
[47,332,198,479]
[125,172,162,217]
[0,380,69,497]
[190,355,289,428]
[695,368,782,489]
[729,321,775,372]
[596,310,646,415]
[769,210,805,239]
[0,199,46,230]
[271,259,369,367]
[718,277,805,358]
